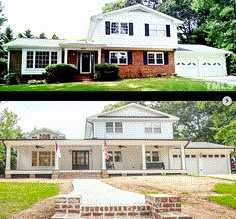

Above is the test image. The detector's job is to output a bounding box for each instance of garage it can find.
[175,45,232,77]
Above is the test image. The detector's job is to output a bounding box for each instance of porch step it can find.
[74,74,94,82]
[157,212,192,219]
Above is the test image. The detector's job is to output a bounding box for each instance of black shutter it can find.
[128,52,132,64]
[145,24,149,36]
[105,21,110,35]
[105,51,110,63]
[166,25,171,37]
[164,52,169,65]
[129,23,134,36]
[143,52,148,65]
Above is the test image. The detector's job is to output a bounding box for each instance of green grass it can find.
[0,77,235,91]
[138,189,159,194]
[0,182,59,218]
[208,183,236,209]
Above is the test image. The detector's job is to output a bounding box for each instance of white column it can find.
[142,144,146,170]
[98,49,102,64]
[102,142,106,170]
[180,146,186,170]
[7,51,10,72]
[6,146,11,171]
[64,49,68,64]
[55,153,59,171]
[168,147,172,169]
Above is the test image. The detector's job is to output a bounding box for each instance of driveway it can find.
[69,179,145,205]
[208,174,236,181]
[193,76,236,87]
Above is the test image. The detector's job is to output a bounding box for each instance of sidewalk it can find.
[69,179,145,206]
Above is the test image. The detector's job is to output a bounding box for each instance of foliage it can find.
[103,101,128,112]
[52,34,59,39]
[39,32,47,39]
[94,63,120,81]
[4,72,20,85]
[18,29,34,38]
[1,26,14,44]
[103,0,126,12]
[44,64,77,83]
[0,182,59,218]
[0,58,7,82]
[126,0,161,9]
[0,2,7,31]
[0,78,235,91]
[0,108,22,176]
[208,183,236,209]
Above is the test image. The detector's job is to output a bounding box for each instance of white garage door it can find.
[201,154,229,175]
[201,58,225,77]
[175,57,199,77]
[185,155,198,174]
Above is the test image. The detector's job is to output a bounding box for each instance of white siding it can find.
[21,49,62,75]
[93,121,174,139]
[92,10,178,48]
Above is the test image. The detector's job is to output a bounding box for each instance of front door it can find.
[80,52,91,74]
[72,151,89,170]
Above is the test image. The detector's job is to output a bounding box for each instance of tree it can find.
[1,26,14,44]
[18,29,34,38]
[102,0,126,12]
[52,34,59,40]
[126,0,161,9]
[0,1,7,32]
[39,32,47,39]
[0,108,22,176]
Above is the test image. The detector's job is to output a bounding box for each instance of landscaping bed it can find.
[102,175,236,218]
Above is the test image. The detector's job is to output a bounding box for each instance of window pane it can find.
[120,23,128,34]
[51,52,58,64]
[39,151,51,166]
[152,151,159,162]
[148,53,155,64]
[108,151,113,162]
[110,53,118,64]
[106,122,114,133]
[119,52,127,64]
[156,53,163,64]
[149,24,157,37]
[145,127,152,133]
[32,151,37,166]
[154,128,161,133]
[115,122,123,133]
[27,51,34,68]
[35,51,50,68]
[146,151,151,162]
[111,22,119,34]
[115,151,122,162]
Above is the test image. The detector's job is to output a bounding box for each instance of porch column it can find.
[55,152,59,171]
[6,146,11,171]
[180,146,186,170]
[98,49,102,64]
[7,51,10,72]
[168,147,172,169]
[142,144,146,170]
[64,49,68,64]
[102,142,106,170]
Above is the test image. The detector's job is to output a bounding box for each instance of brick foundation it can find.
[5,174,11,179]
[101,50,175,79]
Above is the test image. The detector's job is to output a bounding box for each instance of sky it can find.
[1,0,113,39]
[0,101,117,139]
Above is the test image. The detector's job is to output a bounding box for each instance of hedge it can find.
[94,64,119,81]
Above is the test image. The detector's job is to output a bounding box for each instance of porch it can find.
[3,139,189,178]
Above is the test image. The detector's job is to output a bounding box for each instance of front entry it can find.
[72,151,89,170]
[80,52,91,74]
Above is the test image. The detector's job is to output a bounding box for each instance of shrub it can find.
[27,79,46,85]
[0,58,7,83]
[94,64,119,81]
[44,64,77,83]
[4,72,20,85]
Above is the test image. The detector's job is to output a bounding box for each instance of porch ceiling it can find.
[2,139,189,148]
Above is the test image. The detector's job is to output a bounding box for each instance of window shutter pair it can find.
[145,24,171,37]
[143,52,169,65]
[105,21,133,36]
[105,51,133,64]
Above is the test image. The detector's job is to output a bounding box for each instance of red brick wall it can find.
[101,50,175,79]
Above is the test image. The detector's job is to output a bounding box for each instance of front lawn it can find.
[208,183,236,209]
[0,182,59,218]
[0,77,235,91]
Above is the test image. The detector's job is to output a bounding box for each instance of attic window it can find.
[39,134,50,139]
[111,22,119,34]
[106,122,123,133]
[145,123,161,134]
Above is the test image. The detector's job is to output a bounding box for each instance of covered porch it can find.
[3,139,189,178]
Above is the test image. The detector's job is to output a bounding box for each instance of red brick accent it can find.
[101,50,175,79]
[68,51,77,66]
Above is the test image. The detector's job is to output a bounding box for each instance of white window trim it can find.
[110,22,129,35]
[145,123,162,134]
[106,122,123,133]
[149,23,166,37]
[26,50,58,69]
[147,52,164,65]
[146,151,160,162]
[109,51,128,65]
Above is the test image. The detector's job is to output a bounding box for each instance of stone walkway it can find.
[69,179,145,206]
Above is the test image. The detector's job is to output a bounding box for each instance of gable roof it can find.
[87,103,179,121]
[186,142,235,149]
[24,128,66,139]
[177,44,233,54]
[88,4,183,40]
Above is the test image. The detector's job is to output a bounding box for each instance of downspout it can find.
[184,139,191,148]
[86,120,94,139]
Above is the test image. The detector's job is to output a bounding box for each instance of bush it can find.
[0,58,7,83]
[27,79,46,85]
[44,64,77,84]
[94,64,119,81]
[4,72,20,85]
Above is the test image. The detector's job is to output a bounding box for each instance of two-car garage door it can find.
[175,52,227,77]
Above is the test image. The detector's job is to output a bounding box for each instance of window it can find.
[39,134,50,139]
[115,151,122,162]
[108,151,113,162]
[27,51,34,68]
[147,52,164,65]
[146,151,151,162]
[191,155,196,158]
[120,23,128,34]
[173,155,179,158]
[110,52,127,65]
[202,155,207,158]
[152,151,159,162]
[185,155,190,158]
[147,23,166,37]
[106,122,123,133]
[215,155,219,158]
[32,151,55,167]
[145,123,161,134]
[26,51,58,69]
[220,154,226,158]
[111,22,119,34]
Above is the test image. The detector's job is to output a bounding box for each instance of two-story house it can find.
[3,103,234,179]
[3,4,232,81]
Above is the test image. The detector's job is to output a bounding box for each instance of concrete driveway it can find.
[69,179,145,205]
[208,174,236,181]
[193,76,236,87]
